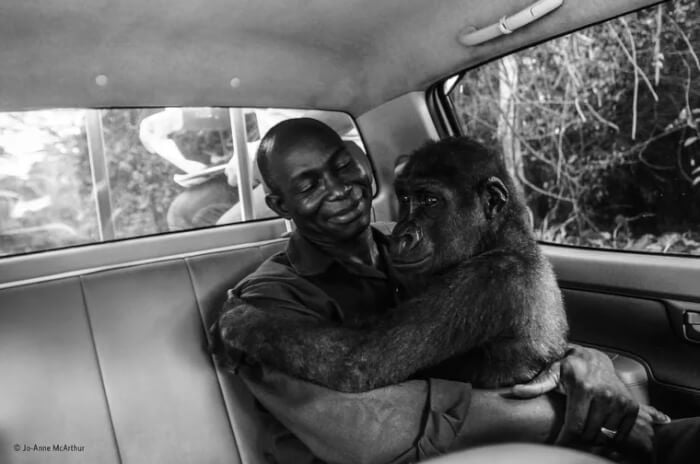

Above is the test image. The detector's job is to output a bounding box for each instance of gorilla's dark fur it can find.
[217,137,568,391]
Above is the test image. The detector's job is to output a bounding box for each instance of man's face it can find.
[269,137,373,243]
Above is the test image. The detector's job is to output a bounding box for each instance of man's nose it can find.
[324,174,351,200]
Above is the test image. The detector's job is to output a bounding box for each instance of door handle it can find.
[666,301,700,344]
[684,311,700,342]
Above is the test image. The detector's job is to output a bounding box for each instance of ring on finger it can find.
[600,426,618,439]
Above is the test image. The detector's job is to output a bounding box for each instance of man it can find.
[211,118,673,463]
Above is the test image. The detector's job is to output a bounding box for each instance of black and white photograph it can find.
[1,0,699,463]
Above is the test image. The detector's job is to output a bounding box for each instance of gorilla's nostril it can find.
[410,229,421,248]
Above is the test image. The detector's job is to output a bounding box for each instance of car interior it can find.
[1,0,698,463]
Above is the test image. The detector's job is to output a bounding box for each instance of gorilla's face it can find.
[390,146,508,277]
[391,176,481,276]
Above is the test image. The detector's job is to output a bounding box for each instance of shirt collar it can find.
[286,226,392,277]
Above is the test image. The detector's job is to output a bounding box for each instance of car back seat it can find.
[0,238,286,464]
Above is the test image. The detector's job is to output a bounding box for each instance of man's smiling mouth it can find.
[328,199,364,224]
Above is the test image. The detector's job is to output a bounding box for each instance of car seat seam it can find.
[183,257,245,464]
[78,275,125,464]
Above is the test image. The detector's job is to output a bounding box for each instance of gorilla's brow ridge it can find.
[395,177,451,192]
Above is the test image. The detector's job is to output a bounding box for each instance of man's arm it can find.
[233,364,564,464]
[217,300,664,459]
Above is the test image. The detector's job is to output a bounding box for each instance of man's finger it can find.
[581,396,612,443]
[641,404,671,424]
[555,385,591,445]
[510,362,561,398]
[613,402,638,445]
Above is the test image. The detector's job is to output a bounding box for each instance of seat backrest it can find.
[0,239,286,464]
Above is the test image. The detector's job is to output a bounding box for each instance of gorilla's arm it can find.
[218,254,526,392]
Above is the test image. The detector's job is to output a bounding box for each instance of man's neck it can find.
[311,227,379,268]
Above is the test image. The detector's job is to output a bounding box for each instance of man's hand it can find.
[510,346,670,457]
[554,346,640,447]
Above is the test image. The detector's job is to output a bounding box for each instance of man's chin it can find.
[328,212,371,240]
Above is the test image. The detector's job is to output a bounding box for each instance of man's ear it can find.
[481,176,509,220]
[265,194,291,219]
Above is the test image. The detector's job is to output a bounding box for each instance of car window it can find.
[0,107,366,257]
[445,0,699,256]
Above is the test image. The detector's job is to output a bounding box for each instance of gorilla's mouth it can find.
[391,255,432,271]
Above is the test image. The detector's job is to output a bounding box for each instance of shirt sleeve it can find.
[232,271,341,321]
[238,364,472,464]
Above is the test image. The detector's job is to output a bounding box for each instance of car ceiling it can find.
[0,0,661,115]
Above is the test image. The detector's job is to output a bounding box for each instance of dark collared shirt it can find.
[230,226,472,464]
[233,225,405,325]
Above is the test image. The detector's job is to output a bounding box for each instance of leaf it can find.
[684,136,698,147]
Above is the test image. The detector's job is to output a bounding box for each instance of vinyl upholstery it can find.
[0,239,285,464]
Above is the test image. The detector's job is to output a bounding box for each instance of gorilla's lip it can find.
[391,255,432,270]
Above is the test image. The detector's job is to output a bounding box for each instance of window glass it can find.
[447,0,699,255]
[0,108,365,257]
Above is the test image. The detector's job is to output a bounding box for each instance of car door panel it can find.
[546,245,700,418]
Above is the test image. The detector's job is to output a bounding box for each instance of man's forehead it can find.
[275,138,346,177]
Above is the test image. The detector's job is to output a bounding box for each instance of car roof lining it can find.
[0,0,662,115]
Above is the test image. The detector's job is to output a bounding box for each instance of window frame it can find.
[428,0,700,258]
[0,106,374,259]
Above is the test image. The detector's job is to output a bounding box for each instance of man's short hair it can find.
[256,118,341,194]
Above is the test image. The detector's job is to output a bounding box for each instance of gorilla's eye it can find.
[425,194,440,207]
[398,194,410,204]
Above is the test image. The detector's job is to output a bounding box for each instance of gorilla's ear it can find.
[394,154,411,177]
[481,176,509,220]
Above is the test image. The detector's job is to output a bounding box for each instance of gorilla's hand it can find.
[210,296,265,369]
